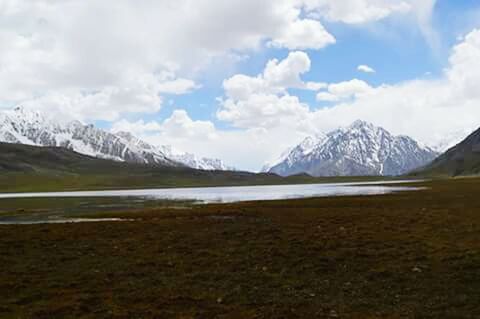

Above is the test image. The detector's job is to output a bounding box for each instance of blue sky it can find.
[3,1,480,170]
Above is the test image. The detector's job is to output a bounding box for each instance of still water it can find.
[0,180,422,204]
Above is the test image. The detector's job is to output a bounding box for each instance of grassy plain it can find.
[0,178,479,318]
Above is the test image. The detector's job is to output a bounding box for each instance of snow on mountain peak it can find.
[267,120,439,177]
[0,107,234,171]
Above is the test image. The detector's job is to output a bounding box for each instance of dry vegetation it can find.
[1,178,479,318]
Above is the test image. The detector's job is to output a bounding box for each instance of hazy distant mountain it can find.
[0,107,232,171]
[265,120,438,177]
[412,127,480,177]
[116,131,235,171]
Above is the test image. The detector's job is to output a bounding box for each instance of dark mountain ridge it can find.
[411,127,480,177]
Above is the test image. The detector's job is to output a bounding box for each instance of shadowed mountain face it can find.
[412,127,480,177]
[266,120,439,177]
[0,142,102,173]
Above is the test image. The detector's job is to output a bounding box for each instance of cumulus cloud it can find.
[222,51,325,103]
[317,79,374,102]
[357,64,376,73]
[268,18,335,50]
[218,94,310,129]
[17,71,199,122]
[115,110,217,139]
[161,110,218,140]
[218,52,320,129]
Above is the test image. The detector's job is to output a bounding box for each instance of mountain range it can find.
[265,120,439,177]
[0,107,232,171]
[2,107,478,178]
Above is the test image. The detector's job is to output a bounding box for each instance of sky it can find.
[2,0,480,171]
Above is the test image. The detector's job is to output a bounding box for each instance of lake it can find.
[0,180,423,204]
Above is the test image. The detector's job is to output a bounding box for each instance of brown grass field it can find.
[1,178,479,318]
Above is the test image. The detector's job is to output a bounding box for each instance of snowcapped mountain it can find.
[158,145,235,171]
[266,120,439,177]
[262,134,326,172]
[117,132,234,171]
[0,107,233,171]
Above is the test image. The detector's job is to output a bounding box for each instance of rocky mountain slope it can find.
[411,126,480,177]
[0,107,232,171]
[266,120,438,177]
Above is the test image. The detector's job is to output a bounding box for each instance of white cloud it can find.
[357,64,376,73]
[161,110,218,140]
[317,79,374,101]
[305,81,328,91]
[0,0,338,121]
[218,93,310,129]
[223,51,324,101]
[219,52,318,129]
[111,119,162,136]
[409,0,439,50]
[300,0,412,24]
[268,18,335,50]
[157,78,199,95]
[299,0,438,47]
[263,51,322,91]
[316,92,339,102]
[20,87,163,123]
[17,71,197,122]
[328,79,374,97]
[112,109,218,149]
